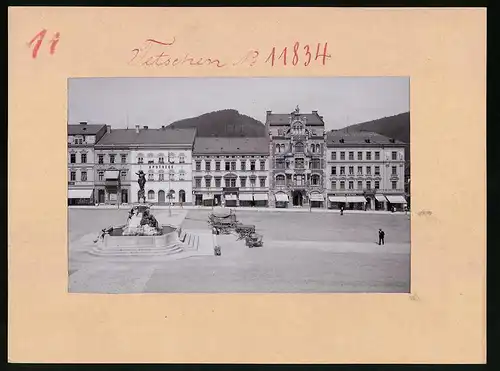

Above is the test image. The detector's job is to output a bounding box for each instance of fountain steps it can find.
[90,243,184,256]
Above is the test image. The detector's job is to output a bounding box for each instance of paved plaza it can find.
[68,208,410,293]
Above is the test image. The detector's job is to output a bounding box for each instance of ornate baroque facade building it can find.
[266,107,327,208]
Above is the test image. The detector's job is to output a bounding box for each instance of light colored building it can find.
[67,122,107,205]
[192,137,270,207]
[266,107,327,208]
[326,131,407,211]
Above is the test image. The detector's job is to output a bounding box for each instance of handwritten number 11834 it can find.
[265,42,330,66]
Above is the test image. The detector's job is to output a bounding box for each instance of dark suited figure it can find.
[378,229,385,245]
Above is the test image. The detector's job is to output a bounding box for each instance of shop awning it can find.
[309,193,324,202]
[385,195,407,204]
[224,194,238,201]
[375,194,388,202]
[346,195,367,203]
[238,194,253,201]
[275,193,289,202]
[68,189,93,199]
[202,194,214,200]
[253,193,268,201]
[105,170,120,180]
[328,195,346,203]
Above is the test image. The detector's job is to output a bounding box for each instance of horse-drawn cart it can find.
[245,233,264,248]
[235,224,256,240]
[208,208,239,234]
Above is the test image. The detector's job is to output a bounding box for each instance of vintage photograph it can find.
[68,77,411,293]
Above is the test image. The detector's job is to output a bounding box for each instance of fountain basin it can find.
[101,225,179,249]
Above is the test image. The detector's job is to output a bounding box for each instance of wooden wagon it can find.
[245,233,263,248]
[234,224,256,240]
[208,208,239,234]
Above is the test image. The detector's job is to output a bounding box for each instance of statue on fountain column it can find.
[136,170,147,203]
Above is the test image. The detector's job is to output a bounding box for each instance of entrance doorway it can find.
[179,189,186,203]
[292,190,304,206]
[158,190,166,204]
[121,189,128,204]
[98,189,105,204]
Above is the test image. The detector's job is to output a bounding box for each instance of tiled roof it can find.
[266,111,325,126]
[194,137,269,155]
[95,128,197,146]
[326,130,405,146]
[68,124,106,135]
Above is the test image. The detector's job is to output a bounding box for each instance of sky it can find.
[68,77,409,131]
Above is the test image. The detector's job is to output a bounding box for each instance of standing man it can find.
[340,205,344,216]
[378,229,385,245]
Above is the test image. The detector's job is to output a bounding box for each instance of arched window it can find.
[311,174,320,185]
[169,169,175,180]
[276,144,281,153]
[276,174,285,186]
[158,170,165,181]
[179,189,186,203]
[316,144,320,153]
[311,144,315,152]
[281,144,285,152]
[147,190,155,200]
[295,142,304,153]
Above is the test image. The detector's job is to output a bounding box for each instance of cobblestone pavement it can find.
[68,208,410,293]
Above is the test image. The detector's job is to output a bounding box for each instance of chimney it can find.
[79,121,87,125]
[135,125,140,133]
[144,126,148,129]
[106,125,111,133]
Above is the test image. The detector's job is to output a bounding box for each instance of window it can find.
[168,152,175,163]
[148,190,155,200]
[366,152,372,160]
[179,171,185,181]
[366,166,372,175]
[295,142,304,153]
[311,144,316,153]
[392,181,397,190]
[357,152,363,160]
[276,144,281,153]
[159,157,164,164]
[205,161,211,171]
[179,154,185,163]
[225,161,230,171]
[348,181,354,190]
[109,154,115,164]
[331,181,336,189]
[357,180,362,189]
[121,170,127,179]
[375,180,380,189]
[205,177,211,188]
[331,166,337,175]
[357,166,363,175]
[340,166,345,175]
[231,161,236,171]
[260,160,265,170]
[195,178,202,188]
[250,161,256,171]
[275,159,285,169]
[230,178,237,187]
[70,154,76,163]
[260,177,266,187]
[311,175,320,185]
[98,155,104,164]
[159,173,164,181]
[240,177,246,188]
[340,152,345,160]
[311,159,320,169]
[375,166,380,176]
[70,171,76,181]
[81,153,87,163]
[215,178,221,187]
[392,166,397,175]
[137,156,143,164]
[148,172,154,181]
[196,161,201,171]
[276,175,285,186]
[349,152,354,160]
[169,170,175,181]
[375,151,380,160]
[215,161,221,171]
[392,151,397,160]
[148,160,154,164]
[249,177,255,187]
[316,144,321,153]
[331,152,337,160]
[241,161,246,171]
[366,181,371,189]
[340,181,345,189]
[349,166,354,175]
[98,171,104,181]
[121,154,127,164]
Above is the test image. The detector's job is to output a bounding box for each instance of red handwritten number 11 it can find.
[28,29,60,59]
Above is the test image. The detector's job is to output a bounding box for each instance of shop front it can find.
[238,193,254,207]
[68,189,94,205]
[327,195,346,209]
[202,193,214,207]
[223,187,239,207]
[374,194,388,210]
[274,192,289,208]
[253,193,269,207]
[385,195,407,212]
[309,192,325,208]
[346,195,368,210]
[104,170,120,205]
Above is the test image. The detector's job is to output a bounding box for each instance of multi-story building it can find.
[67,122,107,205]
[94,126,132,205]
[192,137,270,207]
[93,125,196,205]
[326,131,407,211]
[266,107,327,208]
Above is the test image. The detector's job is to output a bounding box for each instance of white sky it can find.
[68,77,409,130]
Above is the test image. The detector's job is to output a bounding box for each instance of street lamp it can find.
[168,158,173,217]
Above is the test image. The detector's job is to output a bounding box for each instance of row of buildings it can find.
[68,108,408,211]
